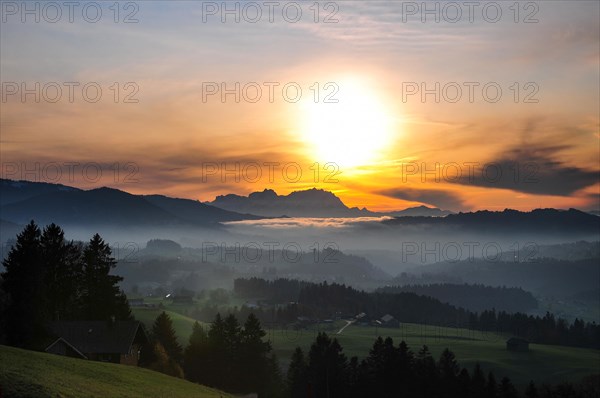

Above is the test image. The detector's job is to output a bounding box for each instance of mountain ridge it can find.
[0,179,261,229]
[207,187,454,218]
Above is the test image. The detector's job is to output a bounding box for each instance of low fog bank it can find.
[1,215,598,323]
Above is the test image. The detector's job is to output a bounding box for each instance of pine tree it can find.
[346,356,369,398]
[471,363,487,397]
[525,380,538,398]
[206,313,227,387]
[239,313,272,393]
[415,345,438,397]
[439,348,460,397]
[458,368,471,397]
[439,348,460,378]
[287,347,308,398]
[183,321,209,382]
[307,333,348,398]
[1,221,44,347]
[152,311,183,364]
[397,340,415,395]
[486,371,498,398]
[80,234,131,320]
[499,377,519,398]
[222,313,242,390]
[40,223,82,321]
[148,341,184,378]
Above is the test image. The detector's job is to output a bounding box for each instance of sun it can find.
[299,78,394,168]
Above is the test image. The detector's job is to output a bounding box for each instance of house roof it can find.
[381,314,395,323]
[45,337,88,359]
[48,320,147,354]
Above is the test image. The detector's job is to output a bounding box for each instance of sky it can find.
[1,1,599,212]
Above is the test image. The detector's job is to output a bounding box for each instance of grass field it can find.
[132,304,600,388]
[0,345,231,398]
[268,321,600,387]
[132,307,206,345]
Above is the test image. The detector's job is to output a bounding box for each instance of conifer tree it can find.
[1,221,44,347]
[152,311,183,364]
[80,233,131,320]
[183,321,209,382]
[287,347,308,398]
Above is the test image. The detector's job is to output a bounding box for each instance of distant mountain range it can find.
[1,179,597,242]
[0,179,261,230]
[382,208,600,234]
[0,181,455,238]
[206,188,453,218]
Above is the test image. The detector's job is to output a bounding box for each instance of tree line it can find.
[145,310,598,398]
[0,221,131,348]
[287,333,599,398]
[234,278,600,349]
[376,283,539,313]
[142,310,283,396]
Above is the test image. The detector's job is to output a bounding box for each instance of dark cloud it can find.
[378,188,464,211]
[448,145,598,196]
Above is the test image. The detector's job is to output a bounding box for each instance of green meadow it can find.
[0,345,231,398]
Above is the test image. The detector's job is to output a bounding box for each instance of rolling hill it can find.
[0,345,231,398]
[383,208,600,235]
[0,179,261,228]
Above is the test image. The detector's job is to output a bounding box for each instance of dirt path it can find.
[336,320,355,335]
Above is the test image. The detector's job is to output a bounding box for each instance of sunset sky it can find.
[1,1,598,212]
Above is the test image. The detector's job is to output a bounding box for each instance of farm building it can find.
[506,337,530,352]
[379,314,399,328]
[45,320,148,366]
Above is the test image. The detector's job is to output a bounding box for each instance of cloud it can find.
[377,188,464,211]
[223,216,392,229]
[448,144,599,196]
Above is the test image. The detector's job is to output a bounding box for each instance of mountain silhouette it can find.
[207,188,369,217]
[385,205,454,217]
[1,179,79,206]
[0,179,261,228]
[143,194,263,224]
[207,188,452,218]
[383,208,600,234]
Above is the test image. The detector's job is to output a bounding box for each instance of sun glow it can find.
[299,78,395,168]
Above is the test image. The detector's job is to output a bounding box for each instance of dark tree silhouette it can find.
[439,348,461,397]
[238,313,273,394]
[458,368,472,397]
[183,312,282,395]
[79,233,131,321]
[415,345,439,397]
[2,223,133,348]
[307,332,348,398]
[40,223,82,321]
[525,380,538,398]
[1,221,44,347]
[471,363,487,398]
[287,347,308,398]
[152,311,183,364]
[486,371,498,398]
[183,321,209,382]
[499,377,519,398]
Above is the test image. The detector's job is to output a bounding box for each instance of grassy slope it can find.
[133,307,600,387]
[270,322,600,387]
[0,345,231,398]
[132,308,205,345]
